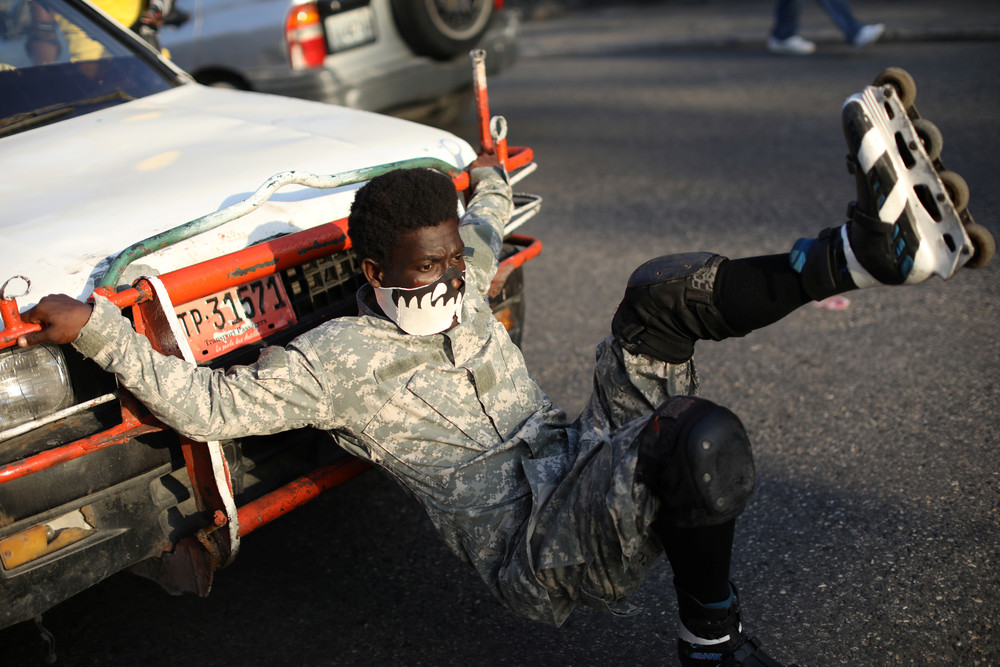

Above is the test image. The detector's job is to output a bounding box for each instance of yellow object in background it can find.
[92,0,144,29]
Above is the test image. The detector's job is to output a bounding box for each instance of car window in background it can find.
[0,0,178,137]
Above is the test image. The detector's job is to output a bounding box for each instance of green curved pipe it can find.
[99,157,461,289]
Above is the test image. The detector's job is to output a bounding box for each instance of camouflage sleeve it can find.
[460,166,513,286]
[72,296,334,442]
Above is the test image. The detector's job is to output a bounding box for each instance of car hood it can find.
[0,83,476,313]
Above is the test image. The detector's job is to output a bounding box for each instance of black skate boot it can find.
[789,68,994,301]
[676,583,788,667]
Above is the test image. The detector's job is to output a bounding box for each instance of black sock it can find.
[714,254,812,333]
[659,520,735,604]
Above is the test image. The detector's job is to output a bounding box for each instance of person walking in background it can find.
[767,0,885,55]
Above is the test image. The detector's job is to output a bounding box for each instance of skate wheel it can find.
[939,170,970,212]
[874,67,917,109]
[912,118,943,162]
[965,222,995,269]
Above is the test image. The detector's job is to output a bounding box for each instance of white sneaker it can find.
[853,23,885,50]
[767,34,816,55]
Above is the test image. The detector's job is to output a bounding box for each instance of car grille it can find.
[281,248,364,323]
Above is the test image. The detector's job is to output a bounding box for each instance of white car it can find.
[0,0,539,634]
[157,0,519,123]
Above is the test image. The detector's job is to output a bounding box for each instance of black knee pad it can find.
[612,253,743,364]
[637,397,756,527]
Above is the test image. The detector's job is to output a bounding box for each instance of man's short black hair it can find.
[348,168,459,268]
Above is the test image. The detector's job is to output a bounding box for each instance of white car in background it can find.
[158,0,519,124]
[0,0,539,638]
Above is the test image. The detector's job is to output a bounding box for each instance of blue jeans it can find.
[771,0,865,42]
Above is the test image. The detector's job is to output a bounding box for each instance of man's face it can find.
[361,218,468,335]
[363,219,465,290]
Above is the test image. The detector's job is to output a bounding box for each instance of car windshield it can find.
[0,0,177,137]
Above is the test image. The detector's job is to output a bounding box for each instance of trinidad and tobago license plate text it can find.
[175,276,297,361]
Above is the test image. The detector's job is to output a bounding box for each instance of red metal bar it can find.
[0,418,164,484]
[507,145,529,169]
[496,135,509,166]
[236,457,373,537]
[0,297,40,347]
[501,234,542,269]
[471,49,495,155]
[489,235,544,298]
[180,438,233,513]
[139,221,351,309]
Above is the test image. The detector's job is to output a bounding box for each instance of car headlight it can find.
[0,344,75,434]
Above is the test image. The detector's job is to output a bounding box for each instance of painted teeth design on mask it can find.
[431,281,448,304]
[375,267,466,335]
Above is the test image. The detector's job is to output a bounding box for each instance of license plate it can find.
[324,6,376,53]
[175,276,297,362]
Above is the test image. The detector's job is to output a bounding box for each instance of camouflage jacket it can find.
[74,167,697,626]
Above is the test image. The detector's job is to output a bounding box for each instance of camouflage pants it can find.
[496,335,699,626]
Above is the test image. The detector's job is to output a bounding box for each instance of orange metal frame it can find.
[0,204,539,489]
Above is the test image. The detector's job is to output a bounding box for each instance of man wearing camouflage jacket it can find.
[31,152,892,666]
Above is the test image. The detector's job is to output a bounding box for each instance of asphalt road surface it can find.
[4,9,999,667]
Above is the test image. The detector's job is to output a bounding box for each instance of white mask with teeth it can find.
[374,266,465,335]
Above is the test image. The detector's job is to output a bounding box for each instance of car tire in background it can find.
[390,0,494,60]
[196,71,249,90]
